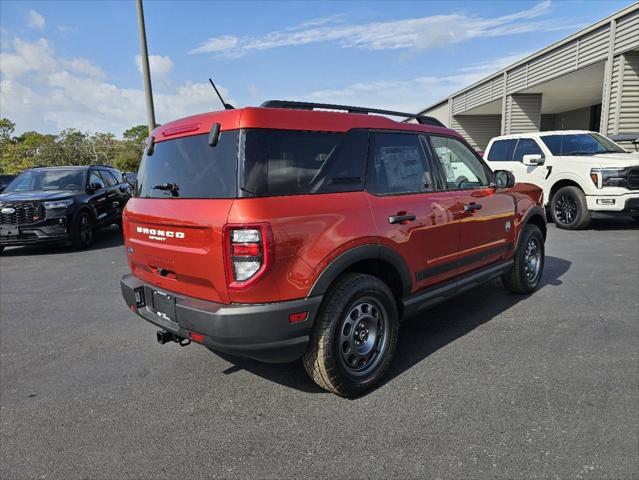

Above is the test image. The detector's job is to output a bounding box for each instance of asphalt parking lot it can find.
[1,220,638,479]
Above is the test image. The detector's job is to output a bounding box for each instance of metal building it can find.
[415,3,639,152]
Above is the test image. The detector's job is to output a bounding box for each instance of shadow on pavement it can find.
[0,225,123,257]
[588,217,639,231]
[213,255,572,396]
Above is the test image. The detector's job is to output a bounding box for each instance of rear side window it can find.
[136,132,238,199]
[241,129,368,196]
[99,170,118,187]
[487,139,516,161]
[366,132,434,195]
[512,138,543,162]
[88,171,105,189]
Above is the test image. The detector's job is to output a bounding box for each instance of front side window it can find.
[429,136,489,189]
[487,139,516,162]
[366,132,434,195]
[540,133,626,156]
[241,129,368,196]
[3,169,85,193]
[136,131,238,199]
[512,138,544,162]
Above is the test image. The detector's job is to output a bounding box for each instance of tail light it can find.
[224,223,273,289]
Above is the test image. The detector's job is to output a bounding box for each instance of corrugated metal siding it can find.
[618,51,639,133]
[527,43,578,86]
[452,95,465,115]
[465,80,493,111]
[578,25,611,67]
[614,9,639,54]
[606,55,623,133]
[504,94,542,134]
[451,115,501,152]
[506,65,527,94]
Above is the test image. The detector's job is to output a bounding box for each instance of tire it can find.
[632,216,639,224]
[0,246,4,254]
[502,224,545,294]
[71,211,94,249]
[303,273,399,397]
[550,186,591,230]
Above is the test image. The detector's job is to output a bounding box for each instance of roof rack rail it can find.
[260,100,445,127]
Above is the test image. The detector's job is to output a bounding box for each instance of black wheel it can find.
[0,246,4,254]
[550,186,590,230]
[303,273,399,397]
[71,211,94,249]
[502,224,545,294]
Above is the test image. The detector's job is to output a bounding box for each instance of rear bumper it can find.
[120,274,322,363]
[586,192,639,215]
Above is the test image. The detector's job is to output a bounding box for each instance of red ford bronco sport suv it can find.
[120,101,546,397]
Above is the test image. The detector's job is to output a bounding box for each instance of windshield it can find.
[3,169,86,193]
[540,133,626,156]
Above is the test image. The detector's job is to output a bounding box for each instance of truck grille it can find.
[0,202,45,225]
[628,167,639,190]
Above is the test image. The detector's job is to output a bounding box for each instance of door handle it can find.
[388,213,416,224]
[463,202,482,212]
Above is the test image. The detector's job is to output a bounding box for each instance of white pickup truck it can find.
[483,130,639,229]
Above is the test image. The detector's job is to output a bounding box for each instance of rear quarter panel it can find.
[226,192,377,303]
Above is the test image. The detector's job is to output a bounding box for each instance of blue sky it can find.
[0,0,632,136]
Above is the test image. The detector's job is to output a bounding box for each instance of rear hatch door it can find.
[124,128,239,304]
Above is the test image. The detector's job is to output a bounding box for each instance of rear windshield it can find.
[240,129,368,196]
[136,131,238,198]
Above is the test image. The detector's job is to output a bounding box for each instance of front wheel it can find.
[303,273,399,397]
[71,211,94,249]
[502,224,545,294]
[550,186,590,230]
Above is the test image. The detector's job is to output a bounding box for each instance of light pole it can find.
[136,0,156,135]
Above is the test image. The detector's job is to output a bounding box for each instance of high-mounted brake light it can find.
[224,223,273,289]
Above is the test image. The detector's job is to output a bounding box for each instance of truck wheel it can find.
[550,186,590,230]
[303,273,399,397]
[71,211,94,249]
[502,224,545,294]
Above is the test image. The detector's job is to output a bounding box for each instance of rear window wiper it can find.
[152,182,180,197]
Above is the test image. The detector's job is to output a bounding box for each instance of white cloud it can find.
[26,9,46,29]
[190,1,575,57]
[300,52,532,114]
[135,54,174,80]
[0,38,232,136]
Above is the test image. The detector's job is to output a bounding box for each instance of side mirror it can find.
[493,170,516,189]
[523,154,544,166]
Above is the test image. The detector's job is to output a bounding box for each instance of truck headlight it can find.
[43,199,74,209]
[590,168,628,188]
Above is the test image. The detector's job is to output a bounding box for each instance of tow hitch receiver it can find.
[156,330,191,346]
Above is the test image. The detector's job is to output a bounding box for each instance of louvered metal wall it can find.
[606,51,639,134]
[504,94,542,135]
[451,115,501,152]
